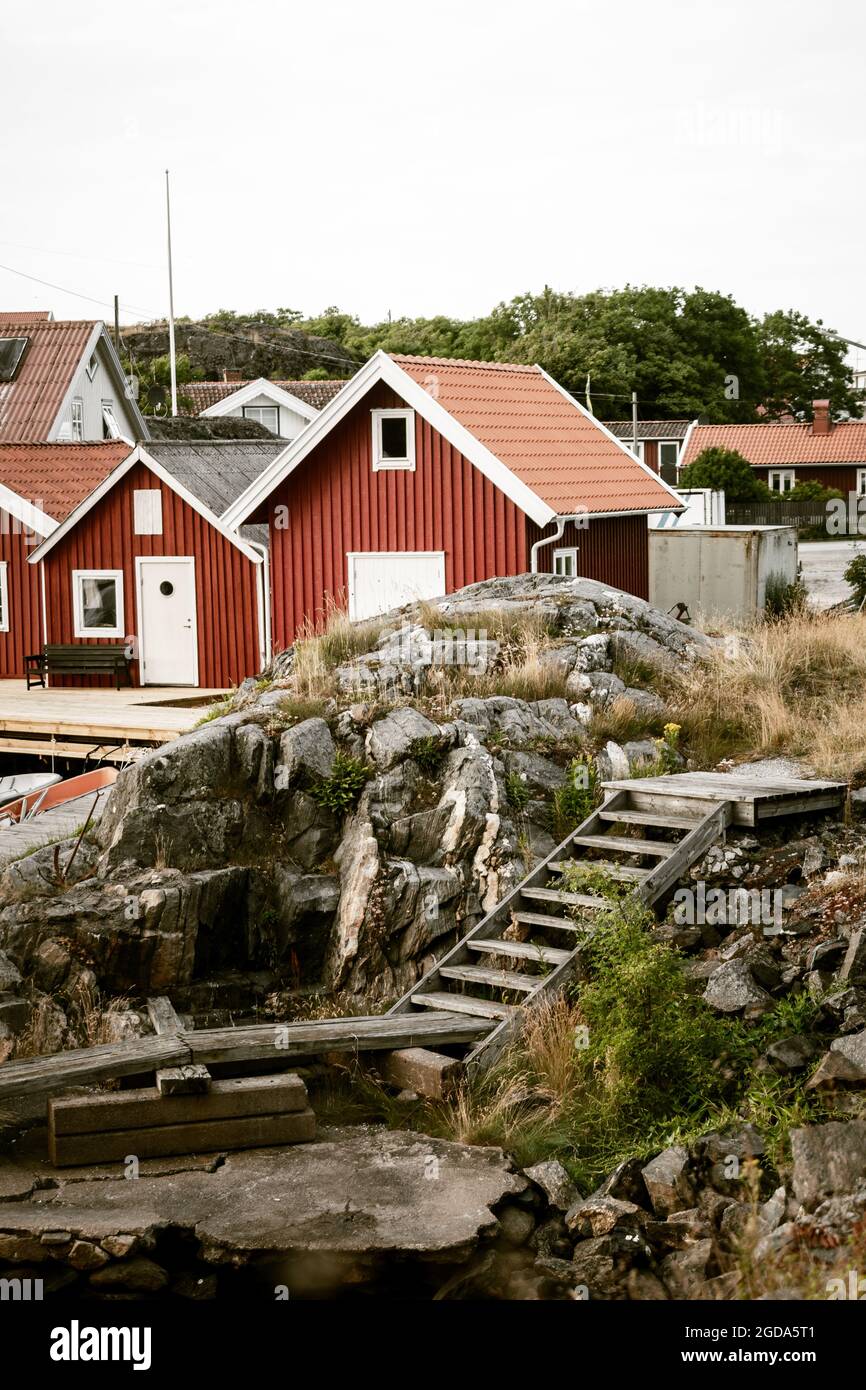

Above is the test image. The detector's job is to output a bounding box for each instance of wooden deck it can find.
[0,681,227,758]
[0,789,111,867]
[602,771,846,826]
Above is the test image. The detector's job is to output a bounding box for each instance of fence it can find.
[725,500,828,528]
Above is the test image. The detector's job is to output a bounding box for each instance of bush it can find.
[844,553,866,608]
[764,571,809,619]
[309,752,371,816]
[551,757,599,839]
[680,446,770,501]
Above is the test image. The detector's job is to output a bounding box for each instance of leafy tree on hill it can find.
[679,446,771,500]
[758,310,863,420]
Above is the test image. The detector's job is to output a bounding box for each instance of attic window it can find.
[85,353,98,381]
[102,401,119,439]
[372,408,415,471]
[243,405,279,434]
[0,337,28,382]
[133,490,163,536]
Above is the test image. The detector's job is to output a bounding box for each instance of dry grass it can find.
[423,606,569,704]
[673,610,866,784]
[291,598,387,699]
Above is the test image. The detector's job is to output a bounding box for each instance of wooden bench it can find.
[26,644,132,690]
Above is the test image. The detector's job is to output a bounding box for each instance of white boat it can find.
[0,772,61,813]
[0,768,117,825]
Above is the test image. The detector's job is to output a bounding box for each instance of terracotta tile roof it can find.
[605,419,691,440]
[390,355,677,515]
[681,421,866,469]
[0,441,132,524]
[0,310,53,323]
[0,318,97,442]
[180,378,348,416]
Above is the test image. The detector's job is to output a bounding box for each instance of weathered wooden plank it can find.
[468,939,570,966]
[183,1012,490,1065]
[49,1107,317,1167]
[522,884,608,908]
[639,802,732,905]
[49,1074,309,1136]
[570,834,675,857]
[147,995,211,1095]
[512,910,582,931]
[0,1036,190,1102]
[598,808,702,829]
[440,964,539,992]
[146,997,182,1034]
[410,992,516,1021]
[375,1048,464,1101]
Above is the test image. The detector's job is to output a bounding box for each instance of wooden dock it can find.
[0,681,227,759]
[0,789,111,867]
[601,771,845,826]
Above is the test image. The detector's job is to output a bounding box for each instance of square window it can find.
[242,405,280,434]
[133,490,163,535]
[73,570,124,638]
[768,469,795,493]
[372,409,415,470]
[553,548,578,577]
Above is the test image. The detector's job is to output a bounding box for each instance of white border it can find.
[371,407,415,471]
[29,445,264,566]
[346,549,446,621]
[0,561,8,633]
[72,568,124,639]
[135,555,199,686]
[200,378,319,423]
[768,468,796,493]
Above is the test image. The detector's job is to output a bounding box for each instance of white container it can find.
[649,488,726,529]
[648,526,798,624]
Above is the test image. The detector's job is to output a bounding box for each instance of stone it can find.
[839,929,866,983]
[790,1120,866,1206]
[523,1160,581,1212]
[274,718,336,789]
[67,1239,110,1271]
[89,1257,169,1293]
[641,1147,694,1216]
[702,959,773,1014]
[765,1034,817,1073]
[0,949,22,992]
[565,1195,642,1238]
[366,707,440,771]
[497,1205,535,1246]
[660,1238,713,1297]
[100,1234,140,1259]
[807,1032,866,1089]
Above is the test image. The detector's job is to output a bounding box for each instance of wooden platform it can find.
[0,790,111,867]
[0,681,227,756]
[602,771,845,826]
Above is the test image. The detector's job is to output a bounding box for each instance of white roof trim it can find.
[223,352,557,530]
[28,445,263,566]
[676,418,699,471]
[200,377,319,423]
[0,482,57,538]
[536,366,686,510]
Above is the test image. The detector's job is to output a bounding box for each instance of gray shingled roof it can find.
[603,420,691,440]
[145,439,287,518]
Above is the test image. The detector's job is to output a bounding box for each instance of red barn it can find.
[0,441,132,677]
[222,352,683,648]
[29,440,285,687]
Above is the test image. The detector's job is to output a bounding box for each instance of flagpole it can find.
[165,169,178,417]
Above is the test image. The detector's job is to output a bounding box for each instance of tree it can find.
[758,310,863,420]
[679,447,770,500]
[123,352,202,416]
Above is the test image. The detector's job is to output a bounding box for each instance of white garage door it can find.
[347,551,446,622]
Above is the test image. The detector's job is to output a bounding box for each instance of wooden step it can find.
[411,991,516,1021]
[572,833,675,857]
[468,939,571,966]
[598,808,701,830]
[549,860,648,882]
[522,885,608,909]
[512,911,582,932]
[440,964,539,992]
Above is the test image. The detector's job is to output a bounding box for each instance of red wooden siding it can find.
[643,441,659,473]
[267,384,529,648]
[0,510,42,677]
[41,461,261,687]
[753,465,860,493]
[526,514,650,600]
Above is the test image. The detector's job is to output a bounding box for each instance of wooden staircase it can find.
[386,785,731,1080]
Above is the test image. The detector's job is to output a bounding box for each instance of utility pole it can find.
[631,390,638,455]
[165,169,178,417]
[113,294,121,358]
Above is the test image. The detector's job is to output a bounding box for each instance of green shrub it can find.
[505,771,532,811]
[764,571,808,619]
[551,757,599,839]
[409,735,448,778]
[309,753,371,816]
[844,553,866,608]
[679,447,770,501]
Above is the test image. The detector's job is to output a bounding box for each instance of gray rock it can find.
[0,949,22,993]
[660,1238,713,1297]
[366,707,440,770]
[523,1160,582,1212]
[641,1147,694,1216]
[702,960,773,1014]
[807,1031,866,1089]
[839,928,866,983]
[765,1034,817,1072]
[790,1120,866,1207]
[565,1194,642,1238]
[497,1205,535,1246]
[274,718,336,789]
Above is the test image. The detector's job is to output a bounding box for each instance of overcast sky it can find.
[2,0,863,352]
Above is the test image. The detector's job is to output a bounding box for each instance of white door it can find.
[347,551,446,621]
[137,557,198,685]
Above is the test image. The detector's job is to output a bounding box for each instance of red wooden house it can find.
[29,440,285,688]
[222,352,683,648]
[0,441,133,677]
[680,403,866,494]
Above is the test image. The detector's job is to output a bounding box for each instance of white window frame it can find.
[768,468,796,493]
[553,547,578,577]
[133,489,163,536]
[85,353,98,381]
[72,569,125,639]
[102,400,119,439]
[657,441,680,469]
[71,398,84,442]
[242,404,280,434]
[620,438,644,460]
[371,408,415,471]
[857,468,866,496]
[0,562,8,633]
